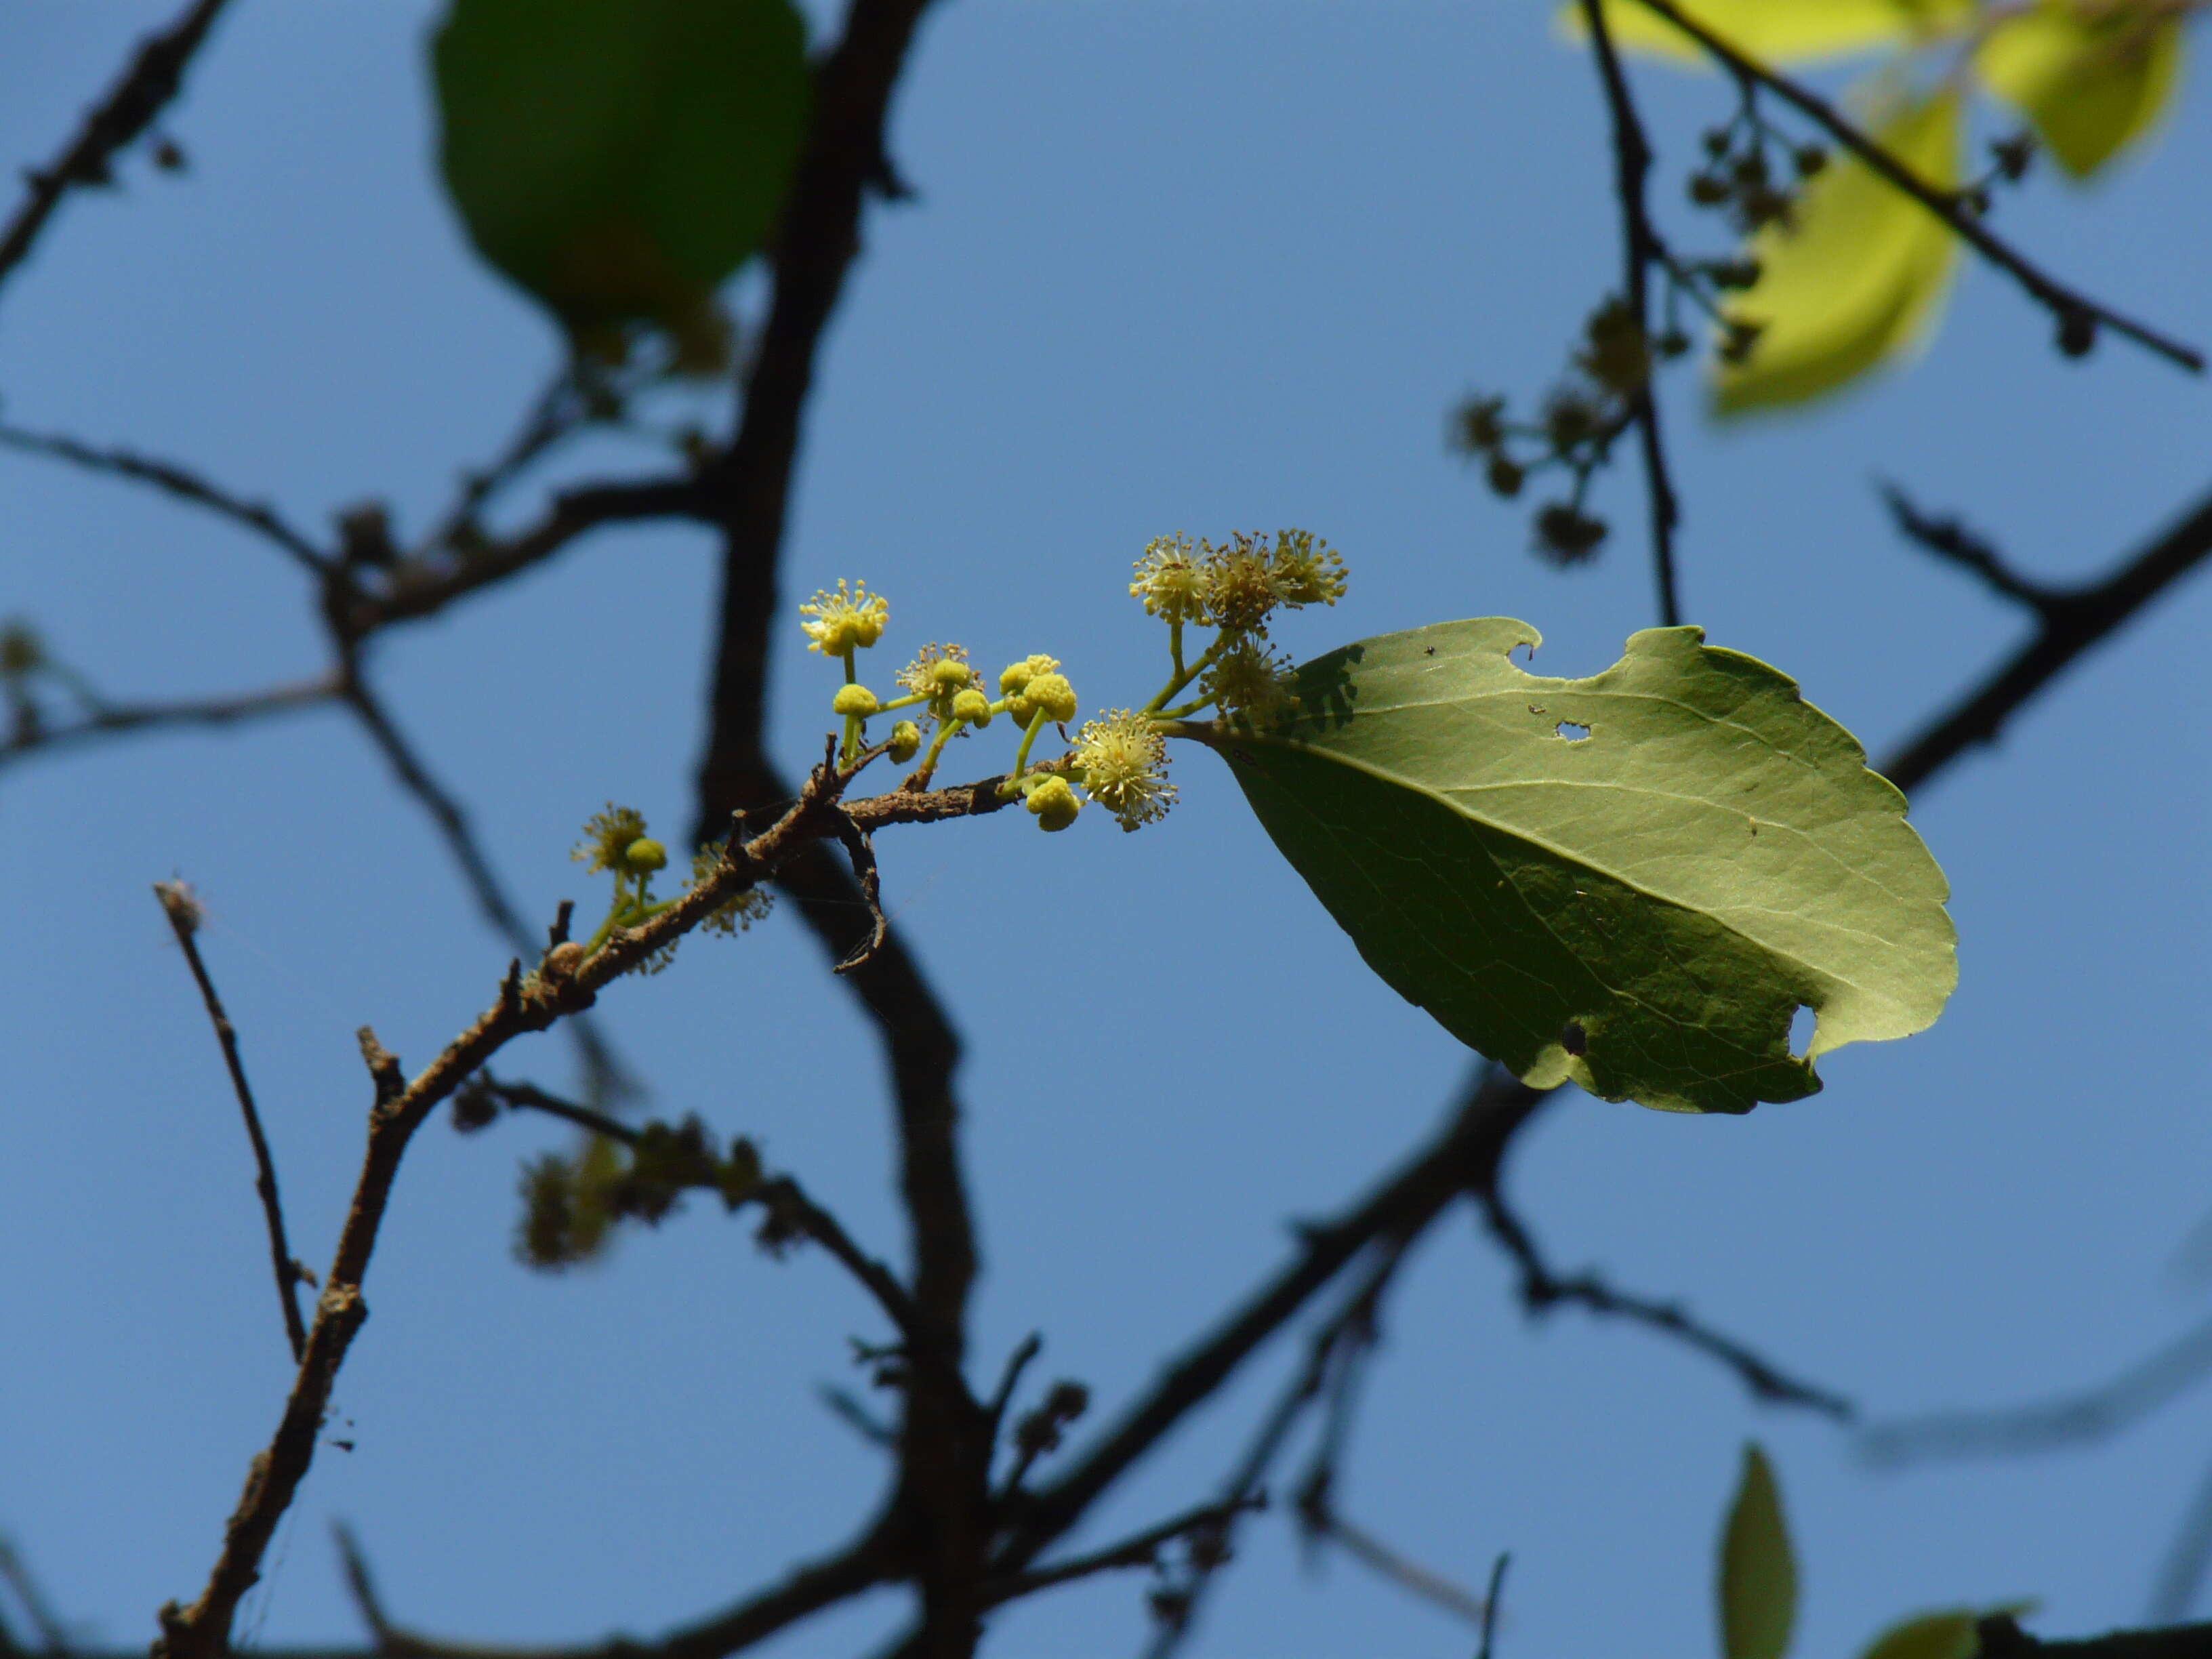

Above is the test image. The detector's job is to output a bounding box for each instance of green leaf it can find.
[1198,619,1954,1115]
[1720,1444,1797,1659]
[1571,0,1970,68]
[432,0,811,364]
[1856,1611,1981,1659]
[1977,3,2183,180]
[1715,86,1961,415]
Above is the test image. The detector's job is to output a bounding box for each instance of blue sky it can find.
[2,3,2209,1656]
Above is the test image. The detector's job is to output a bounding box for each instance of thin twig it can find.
[1477,1181,1853,1420]
[0,0,233,304]
[1578,0,1682,626]
[2149,1449,2212,1622]
[329,1524,395,1650]
[1477,1552,1511,1659]
[817,1384,897,1450]
[0,422,329,575]
[414,370,588,560]
[1625,0,2203,373]
[980,1496,1264,1610]
[1882,480,2212,792]
[1882,483,2066,615]
[829,813,889,974]
[0,673,340,771]
[153,880,308,1363]
[1305,1509,1492,1630]
[1862,1309,2212,1466]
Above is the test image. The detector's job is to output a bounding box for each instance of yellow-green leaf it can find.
[1571,0,1969,68]
[1713,86,1961,415]
[1977,2,2184,180]
[1719,1444,1797,1659]
[1856,1610,1980,1659]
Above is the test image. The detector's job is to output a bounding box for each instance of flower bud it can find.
[951,687,992,726]
[888,720,922,763]
[622,837,668,875]
[832,684,880,717]
[1024,672,1077,724]
[1026,775,1080,832]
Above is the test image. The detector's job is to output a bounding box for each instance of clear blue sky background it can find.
[3,3,2209,1656]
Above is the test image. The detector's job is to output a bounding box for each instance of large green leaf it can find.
[1978,2,2183,180]
[433,0,810,363]
[1197,619,1954,1115]
[1576,0,1968,68]
[1719,1444,1797,1659]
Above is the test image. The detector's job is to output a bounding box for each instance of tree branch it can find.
[0,0,232,305]
[1578,0,1683,626]
[1883,483,2068,616]
[979,1496,1263,1612]
[153,880,308,1364]
[1882,480,2212,793]
[0,422,329,577]
[1624,0,2203,373]
[0,672,340,771]
[1476,1179,1853,1420]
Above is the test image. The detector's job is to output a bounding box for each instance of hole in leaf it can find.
[1555,722,1591,742]
[1560,1019,1589,1057]
[1510,642,1536,666]
[1787,1004,1816,1060]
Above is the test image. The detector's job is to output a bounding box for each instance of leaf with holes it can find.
[1719,1444,1797,1659]
[1187,619,1954,1115]
[433,0,810,365]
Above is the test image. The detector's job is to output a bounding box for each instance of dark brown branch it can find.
[0,0,232,304]
[1477,1180,1852,1420]
[1882,483,2067,616]
[413,371,591,562]
[152,752,931,1659]
[1882,480,2212,792]
[0,422,328,576]
[996,1063,1549,1580]
[340,476,706,639]
[829,813,890,973]
[1477,1552,1511,1659]
[154,881,308,1364]
[1977,1614,2212,1658]
[1624,0,2203,373]
[979,1496,1264,1611]
[1578,0,1682,626]
[1862,1309,2212,1467]
[0,673,340,770]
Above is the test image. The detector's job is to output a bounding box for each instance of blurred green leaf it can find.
[1572,0,1969,68]
[1978,1,2183,180]
[1715,86,1961,415]
[433,0,811,366]
[1856,1610,1981,1659]
[1202,619,1955,1115]
[1720,1444,1797,1659]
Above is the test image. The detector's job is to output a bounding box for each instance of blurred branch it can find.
[2149,1450,2212,1624]
[153,880,308,1364]
[0,422,330,576]
[1976,1613,2212,1658]
[1883,483,2068,616]
[1578,0,1681,627]
[0,1538,68,1655]
[0,671,340,770]
[0,0,232,305]
[1476,1179,1853,1421]
[1625,0,2205,373]
[1882,480,2212,792]
[413,369,592,561]
[1299,1505,1492,1631]
[1862,1309,2212,1466]
[1477,1553,1511,1659]
[979,1496,1263,1611]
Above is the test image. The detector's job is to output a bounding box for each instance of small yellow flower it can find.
[898,643,974,718]
[951,687,993,726]
[1269,530,1347,608]
[1130,535,1212,626]
[575,804,650,874]
[832,684,880,717]
[798,579,890,656]
[1203,532,1282,634]
[888,720,922,762]
[1025,775,1081,832]
[691,848,775,937]
[1018,671,1076,724]
[1075,710,1176,832]
[1202,637,1296,720]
